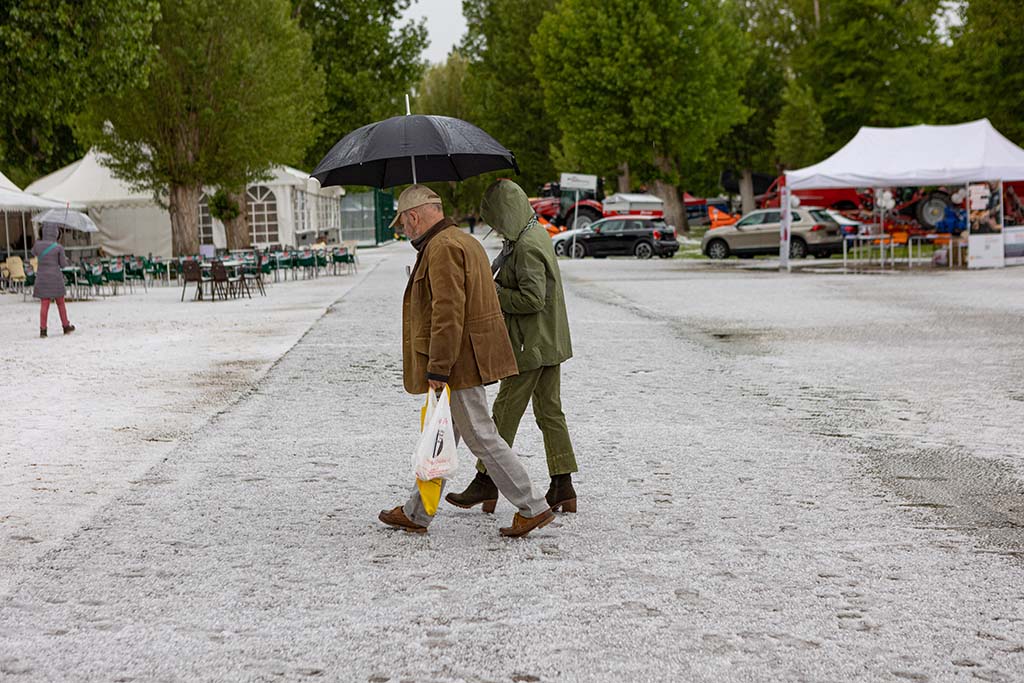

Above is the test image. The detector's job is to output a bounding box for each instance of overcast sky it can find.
[401,0,467,64]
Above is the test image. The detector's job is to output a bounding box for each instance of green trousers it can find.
[479,363,578,477]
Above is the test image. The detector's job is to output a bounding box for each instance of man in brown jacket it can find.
[378,185,554,538]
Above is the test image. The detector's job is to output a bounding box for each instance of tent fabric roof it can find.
[27,150,341,206]
[0,187,78,211]
[0,170,20,193]
[1,169,84,211]
[786,119,1024,190]
[26,148,152,205]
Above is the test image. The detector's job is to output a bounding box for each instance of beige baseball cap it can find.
[389,184,443,228]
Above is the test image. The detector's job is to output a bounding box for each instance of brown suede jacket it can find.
[402,218,518,394]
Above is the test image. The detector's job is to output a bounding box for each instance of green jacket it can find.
[481,180,572,373]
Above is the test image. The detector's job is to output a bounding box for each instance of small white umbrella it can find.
[31,208,98,232]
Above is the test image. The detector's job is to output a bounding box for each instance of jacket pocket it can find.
[413,336,430,356]
[467,317,513,379]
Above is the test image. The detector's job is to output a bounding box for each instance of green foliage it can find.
[292,0,428,169]
[532,0,748,188]
[794,0,941,151]
[78,0,325,195]
[413,52,499,217]
[461,0,558,193]
[943,0,1024,145]
[208,189,241,222]
[772,79,826,168]
[714,0,790,178]
[0,0,160,187]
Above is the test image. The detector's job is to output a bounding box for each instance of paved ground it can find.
[2,245,1023,682]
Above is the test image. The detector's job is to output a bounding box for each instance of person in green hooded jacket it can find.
[446,179,579,514]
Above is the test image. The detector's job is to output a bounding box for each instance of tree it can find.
[461,0,559,194]
[413,52,498,218]
[794,0,941,151]
[533,0,748,229]
[714,0,792,212]
[943,0,1024,145]
[772,78,826,169]
[79,0,324,256]
[291,0,428,170]
[0,0,159,187]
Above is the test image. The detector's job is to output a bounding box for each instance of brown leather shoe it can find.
[378,506,427,534]
[499,508,555,538]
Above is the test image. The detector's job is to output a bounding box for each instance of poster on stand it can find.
[968,181,1004,269]
[1004,227,1024,266]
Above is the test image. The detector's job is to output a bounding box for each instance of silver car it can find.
[702,207,843,259]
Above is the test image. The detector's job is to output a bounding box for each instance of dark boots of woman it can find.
[546,473,577,513]
[445,472,498,513]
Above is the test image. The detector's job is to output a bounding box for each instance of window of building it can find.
[198,194,215,246]
[247,185,279,245]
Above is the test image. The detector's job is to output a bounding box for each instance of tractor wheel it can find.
[916,192,952,229]
[567,206,602,231]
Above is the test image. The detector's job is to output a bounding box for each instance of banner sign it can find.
[560,173,598,192]
[968,181,1004,269]
[1004,226,1024,266]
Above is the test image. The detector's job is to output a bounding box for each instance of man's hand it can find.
[428,379,446,391]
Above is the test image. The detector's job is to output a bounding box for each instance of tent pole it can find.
[21,212,28,258]
[4,210,9,257]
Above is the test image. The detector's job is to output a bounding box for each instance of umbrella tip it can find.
[405,94,411,116]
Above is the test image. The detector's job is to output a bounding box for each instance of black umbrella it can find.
[311,114,519,189]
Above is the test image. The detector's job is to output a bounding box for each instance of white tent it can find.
[26,148,172,257]
[1,169,86,256]
[787,119,1024,189]
[27,152,344,256]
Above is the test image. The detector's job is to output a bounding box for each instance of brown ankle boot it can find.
[546,474,577,513]
[445,472,499,513]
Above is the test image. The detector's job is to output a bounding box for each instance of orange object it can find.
[708,206,739,229]
[538,215,562,237]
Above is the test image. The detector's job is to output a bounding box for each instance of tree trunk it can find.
[224,188,251,250]
[740,167,755,214]
[617,162,631,193]
[651,155,688,233]
[169,183,201,256]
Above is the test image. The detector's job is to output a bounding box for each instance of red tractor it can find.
[529,181,606,230]
[759,176,967,234]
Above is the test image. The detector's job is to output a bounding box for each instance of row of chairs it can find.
[179,260,264,302]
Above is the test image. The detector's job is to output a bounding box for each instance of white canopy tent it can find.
[787,119,1024,189]
[26,149,172,257]
[27,151,345,257]
[1,169,85,257]
[783,119,1024,270]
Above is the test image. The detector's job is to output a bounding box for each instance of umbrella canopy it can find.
[31,208,99,232]
[312,114,519,189]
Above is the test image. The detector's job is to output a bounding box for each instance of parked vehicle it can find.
[551,226,590,256]
[531,184,669,231]
[826,209,864,246]
[701,207,842,260]
[553,216,678,259]
[531,180,607,230]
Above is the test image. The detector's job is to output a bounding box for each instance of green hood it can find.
[480,179,534,239]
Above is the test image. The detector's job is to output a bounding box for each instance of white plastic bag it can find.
[412,386,459,481]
